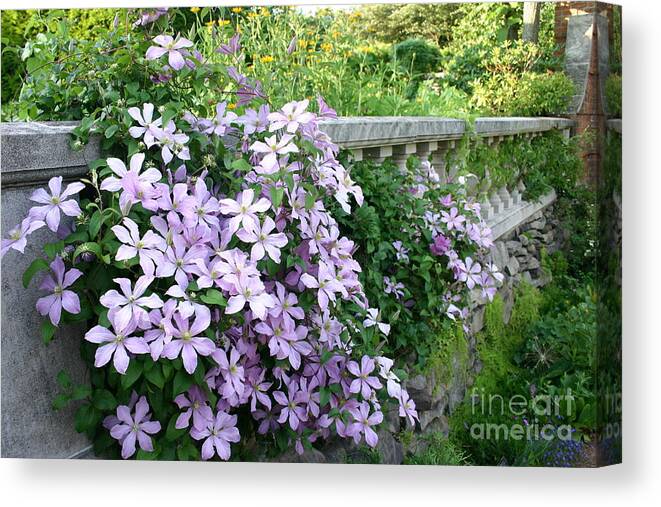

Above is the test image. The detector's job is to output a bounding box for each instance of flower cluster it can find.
[5,55,417,458]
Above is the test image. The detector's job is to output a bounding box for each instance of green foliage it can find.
[354,3,461,45]
[469,41,573,116]
[393,39,441,77]
[404,433,471,465]
[605,74,622,118]
[0,9,116,108]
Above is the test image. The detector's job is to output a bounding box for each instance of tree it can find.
[522,2,541,43]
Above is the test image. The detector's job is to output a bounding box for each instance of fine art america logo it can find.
[468,387,576,442]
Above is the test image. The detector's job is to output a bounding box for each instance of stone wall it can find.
[0,118,572,460]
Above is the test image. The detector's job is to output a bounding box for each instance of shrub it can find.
[605,74,622,118]
[333,156,502,371]
[404,432,471,465]
[3,10,424,461]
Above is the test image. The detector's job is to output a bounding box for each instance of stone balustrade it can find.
[0,116,574,459]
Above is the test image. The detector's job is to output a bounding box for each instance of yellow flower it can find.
[260,8,270,17]
[298,39,307,48]
[190,7,200,13]
[247,12,258,19]
[260,55,274,64]
[227,103,237,110]
[205,20,214,27]
[231,7,242,13]
[321,43,332,52]
[218,19,230,27]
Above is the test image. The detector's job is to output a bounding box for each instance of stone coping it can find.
[488,190,557,240]
[1,117,575,184]
[0,121,101,187]
[318,116,575,149]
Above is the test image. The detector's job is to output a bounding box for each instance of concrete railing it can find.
[0,116,574,458]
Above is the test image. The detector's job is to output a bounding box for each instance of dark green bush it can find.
[605,74,622,118]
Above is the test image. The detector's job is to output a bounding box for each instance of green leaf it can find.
[23,258,49,288]
[43,240,64,259]
[104,124,119,139]
[165,414,187,442]
[172,369,193,397]
[41,320,57,344]
[231,158,253,172]
[57,370,72,390]
[319,387,330,407]
[145,363,165,389]
[71,384,92,401]
[92,389,117,411]
[88,210,103,239]
[52,393,71,411]
[74,403,100,433]
[120,360,143,390]
[200,288,226,307]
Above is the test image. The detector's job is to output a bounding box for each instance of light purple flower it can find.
[219,188,271,235]
[190,411,240,461]
[362,308,390,336]
[217,33,241,55]
[224,273,275,320]
[174,385,213,431]
[154,121,190,165]
[249,133,298,170]
[268,100,315,133]
[349,403,383,448]
[128,103,162,147]
[237,105,270,135]
[236,216,288,263]
[100,154,162,214]
[84,314,149,374]
[440,207,466,231]
[392,240,409,262]
[162,306,215,374]
[273,383,308,430]
[398,390,419,426]
[145,34,194,71]
[213,347,245,399]
[1,217,44,258]
[100,276,164,330]
[111,218,165,275]
[300,262,343,311]
[109,396,161,459]
[36,256,82,326]
[347,355,383,399]
[458,256,482,289]
[29,176,84,232]
[430,233,451,256]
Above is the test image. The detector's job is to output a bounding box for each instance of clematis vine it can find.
[36,256,82,326]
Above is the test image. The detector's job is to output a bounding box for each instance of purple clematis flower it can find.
[440,206,466,231]
[219,188,271,235]
[237,105,269,135]
[236,216,288,263]
[174,385,213,431]
[1,216,44,258]
[36,256,82,326]
[267,99,315,133]
[190,411,240,461]
[273,382,308,431]
[249,133,298,170]
[430,233,451,256]
[162,306,215,374]
[128,103,162,147]
[156,233,208,289]
[29,176,84,232]
[84,313,149,374]
[217,33,241,55]
[213,347,245,399]
[100,153,162,214]
[111,217,165,276]
[347,355,383,399]
[109,396,161,459]
[224,273,275,321]
[100,276,164,330]
[145,34,194,71]
[349,403,383,448]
